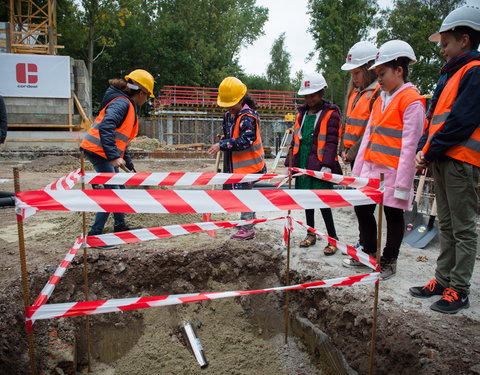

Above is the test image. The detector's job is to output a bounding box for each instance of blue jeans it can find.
[86,152,126,234]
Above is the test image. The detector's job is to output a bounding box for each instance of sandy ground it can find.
[0,156,479,374]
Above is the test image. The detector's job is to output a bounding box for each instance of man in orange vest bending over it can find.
[80,69,154,239]
[410,5,480,314]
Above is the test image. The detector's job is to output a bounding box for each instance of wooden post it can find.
[284,150,293,344]
[13,167,37,375]
[368,173,384,375]
[68,98,73,131]
[80,152,92,371]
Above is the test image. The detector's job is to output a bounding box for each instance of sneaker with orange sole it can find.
[430,288,469,314]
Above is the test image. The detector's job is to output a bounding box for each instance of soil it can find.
[0,157,479,375]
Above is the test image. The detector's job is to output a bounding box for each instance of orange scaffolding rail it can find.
[154,85,303,109]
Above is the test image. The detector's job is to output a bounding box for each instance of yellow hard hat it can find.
[125,69,155,98]
[217,77,247,107]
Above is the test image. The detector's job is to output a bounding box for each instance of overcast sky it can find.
[237,0,393,77]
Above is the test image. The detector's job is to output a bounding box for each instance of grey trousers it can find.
[433,159,479,295]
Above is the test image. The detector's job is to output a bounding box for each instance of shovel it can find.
[202,150,222,238]
[403,197,439,249]
[404,168,427,236]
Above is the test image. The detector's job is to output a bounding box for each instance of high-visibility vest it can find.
[343,84,380,149]
[422,60,480,167]
[231,112,265,173]
[80,96,138,159]
[364,88,425,169]
[292,109,336,162]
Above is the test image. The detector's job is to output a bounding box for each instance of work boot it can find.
[379,257,397,280]
[430,288,469,314]
[231,228,255,241]
[409,279,445,298]
[114,223,133,233]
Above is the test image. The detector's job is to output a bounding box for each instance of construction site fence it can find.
[154,85,303,109]
[140,117,291,150]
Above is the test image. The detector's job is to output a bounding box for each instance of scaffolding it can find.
[8,0,63,55]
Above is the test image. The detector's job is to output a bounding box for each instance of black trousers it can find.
[305,208,337,238]
[354,204,404,260]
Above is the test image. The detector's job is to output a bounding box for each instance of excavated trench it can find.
[2,231,476,375]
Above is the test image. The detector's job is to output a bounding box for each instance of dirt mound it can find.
[25,155,87,173]
[129,136,162,151]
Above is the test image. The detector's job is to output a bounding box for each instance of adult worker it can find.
[339,41,380,254]
[286,72,342,255]
[207,77,266,241]
[410,5,480,314]
[0,95,6,145]
[80,69,154,237]
[339,41,380,167]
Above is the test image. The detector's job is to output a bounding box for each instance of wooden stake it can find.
[368,173,384,375]
[13,167,37,375]
[80,152,92,372]
[284,150,293,344]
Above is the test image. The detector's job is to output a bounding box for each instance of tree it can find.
[56,0,268,110]
[376,0,464,94]
[266,33,292,91]
[308,0,379,108]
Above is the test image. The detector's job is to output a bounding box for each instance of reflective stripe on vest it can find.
[80,96,137,159]
[343,84,380,149]
[422,60,480,167]
[231,112,265,173]
[292,109,336,162]
[364,87,425,169]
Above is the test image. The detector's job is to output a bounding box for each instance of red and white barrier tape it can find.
[15,188,383,220]
[32,236,84,308]
[42,169,380,190]
[82,172,284,187]
[276,168,380,190]
[26,272,379,322]
[293,219,378,270]
[43,169,83,191]
[85,217,282,247]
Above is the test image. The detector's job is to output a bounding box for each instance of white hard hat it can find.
[369,40,417,70]
[341,41,378,71]
[297,72,328,95]
[429,4,480,42]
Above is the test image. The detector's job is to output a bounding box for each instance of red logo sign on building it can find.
[16,63,38,84]
[304,81,310,87]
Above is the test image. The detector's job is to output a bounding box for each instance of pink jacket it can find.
[352,83,425,210]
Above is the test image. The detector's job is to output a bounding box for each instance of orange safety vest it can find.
[80,97,138,159]
[292,109,336,162]
[364,88,425,169]
[422,60,480,167]
[231,112,265,173]
[343,84,380,149]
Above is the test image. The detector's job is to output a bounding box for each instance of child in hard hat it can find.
[339,41,380,167]
[286,72,341,255]
[208,77,266,241]
[80,69,155,241]
[344,40,426,279]
[339,41,380,253]
[410,4,480,314]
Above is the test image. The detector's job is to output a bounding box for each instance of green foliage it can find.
[266,33,292,91]
[308,0,379,109]
[376,0,464,94]
[56,0,268,110]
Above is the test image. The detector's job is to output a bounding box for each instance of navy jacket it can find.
[0,95,7,144]
[81,86,138,169]
[418,66,480,162]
